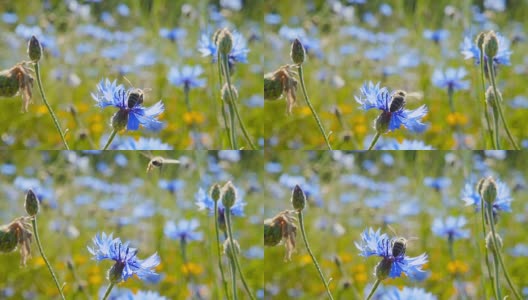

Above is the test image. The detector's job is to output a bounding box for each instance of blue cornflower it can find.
[461,178,512,213]
[431,216,470,240]
[132,291,167,300]
[385,287,437,300]
[116,137,173,150]
[355,228,428,280]
[424,177,452,191]
[461,33,512,66]
[423,29,449,43]
[91,79,165,131]
[431,68,470,91]
[484,0,506,12]
[164,219,203,243]
[159,27,187,42]
[167,65,206,90]
[88,232,160,283]
[355,82,428,133]
[195,187,246,216]
[378,139,434,150]
[198,30,249,64]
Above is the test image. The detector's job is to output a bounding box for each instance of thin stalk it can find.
[297,65,332,150]
[491,105,501,150]
[32,218,66,300]
[297,211,334,299]
[101,283,115,300]
[484,209,501,300]
[479,53,495,149]
[214,201,230,300]
[481,198,497,299]
[180,238,194,297]
[487,58,520,150]
[225,209,255,300]
[184,86,201,149]
[487,206,522,300]
[367,132,381,150]
[227,103,238,149]
[365,279,381,300]
[447,87,463,149]
[34,63,69,150]
[217,51,233,148]
[221,54,257,150]
[102,129,118,150]
[228,254,238,300]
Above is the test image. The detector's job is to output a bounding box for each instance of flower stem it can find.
[227,103,238,149]
[229,254,238,300]
[214,201,230,300]
[479,54,495,149]
[297,65,332,150]
[367,132,381,150]
[102,129,118,150]
[297,211,334,299]
[34,63,69,150]
[484,209,501,300]
[184,86,202,149]
[101,283,115,300]
[32,217,66,300]
[447,87,463,149]
[491,105,501,150]
[365,279,381,300]
[217,51,233,149]
[487,206,522,300]
[221,54,257,150]
[478,198,493,299]
[486,58,519,149]
[225,209,255,300]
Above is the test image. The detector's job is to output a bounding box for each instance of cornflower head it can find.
[423,29,449,43]
[385,287,437,300]
[431,67,470,91]
[431,216,470,240]
[198,30,249,65]
[91,79,165,132]
[167,65,206,91]
[355,228,428,280]
[88,232,160,283]
[355,82,428,134]
[164,219,203,243]
[461,177,512,214]
[461,31,512,66]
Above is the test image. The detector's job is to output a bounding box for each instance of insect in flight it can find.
[141,152,181,173]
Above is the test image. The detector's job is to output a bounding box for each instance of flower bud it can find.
[290,38,305,65]
[223,238,240,258]
[475,31,487,52]
[25,189,39,217]
[108,262,125,283]
[480,176,497,205]
[210,184,221,203]
[375,111,391,134]
[375,257,392,280]
[484,31,499,59]
[221,181,237,209]
[221,83,238,103]
[28,36,42,63]
[217,28,233,56]
[111,109,129,132]
[485,231,503,254]
[291,185,306,211]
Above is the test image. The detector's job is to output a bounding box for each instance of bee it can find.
[389,90,407,112]
[123,77,151,109]
[391,237,407,257]
[141,152,181,173]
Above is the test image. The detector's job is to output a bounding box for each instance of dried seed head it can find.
[290,38,305,65]
[221,181,237,209]
[485,86,501,108]
[484,31,499,59]
[111,109,129,132]
[217,28,233,56]
[480,176,497,205]
[28,36,42,62]
[485,231,503,254]
[24,189,39,217]
[223,238,240,258]
[221,83,238,103]
[0,217,33,265]
[210,184,221,203]
[291,185,306,211]
[0,63,34,112]
[264,66,298,114]
[264,211,297,261]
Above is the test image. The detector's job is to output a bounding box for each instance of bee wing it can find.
[163,159,180,164]
[405,91,424,103]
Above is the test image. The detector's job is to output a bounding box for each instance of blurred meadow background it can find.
[264,150,527,299]
[264,0,528,150]
[0,150,263,299]
[0,0,263,149]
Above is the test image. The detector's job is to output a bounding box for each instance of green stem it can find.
[217,51,233,149]
[365,279,381,300]
[225,209,255,300]
[297,65,332,150]
[184,86,201,149]
[227,103,238,149]
[487,206,522,300]
[447,87,463,149]
[367,132,381,150]
[102,129,118,150]
[478,199,493,299]
[484,209,501,300]
[101,283,115,300]
[229,254,238,300]
[487,58,519,149]
[34,63,69,150]
[214,201,230,300]
[298,211,334,299]
[491,105,501,150]
[479,55,495,149]
[32,218,66,300]
[221,54,257,150]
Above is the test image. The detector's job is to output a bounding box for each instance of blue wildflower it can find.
[198,30,249,64]
[385,287,437,300]
[355,82,428,133]
[431,68,470,91]
[484,0,506,12]
[132,291,167,300]
[88,232,160,283]
[424,177,452,191]
[355,228,428,280]
[164,219,203,243]
[431,216,470,240]
[91,79,165,131]
[423,29,449,43]
[378,139,434,150]
[461,178,512,213]
[461,33,512,66]
[195,187,246,216]
[168,65,206,90]
[159,27,187,42]
[115,137,173,150]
